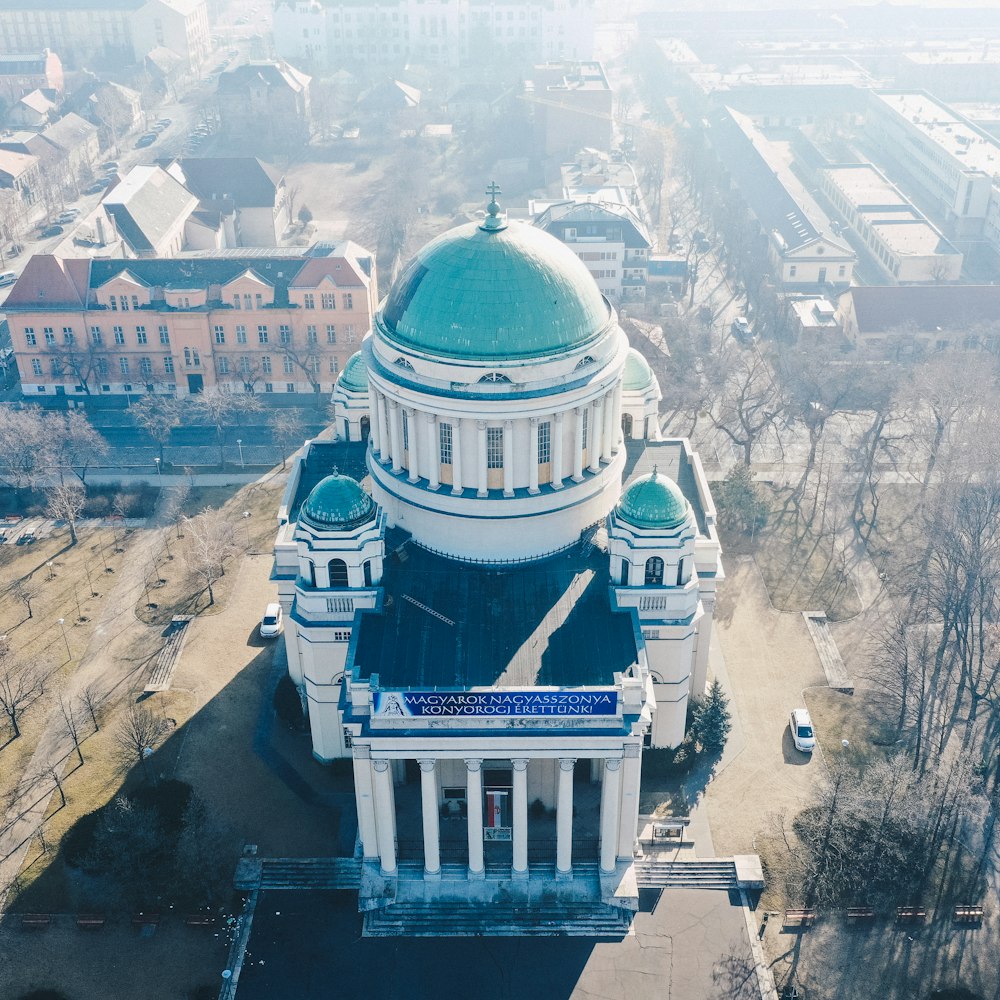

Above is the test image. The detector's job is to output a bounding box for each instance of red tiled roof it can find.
[4,255,89,308]
[289,257,366,288]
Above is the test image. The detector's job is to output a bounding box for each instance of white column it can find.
[692,595,715,696]
[476,420,488,497]
[599,757,623,873]
[552,411,564,489]
[466,758,484,878]
[502,419,514,496]
[452,417,464,494]
[388,401,403,473]
[528,417,540,495]
[424,412,439,490]
[419,758,441,878]
[589,398,603,473]
[611,381,624,454]
[376,392,390,464]
[556,757,576,876]
[617,744,642,860]
[512,758,529,877]
[352,748,379,861]
[601,388,615,461]
[372,758,397,875]
[572,407,585,482]
[368,391,382,456]
[404,407,419,482]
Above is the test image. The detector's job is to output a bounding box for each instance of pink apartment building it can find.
[5,246,377,399]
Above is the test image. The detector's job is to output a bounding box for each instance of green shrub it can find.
[273,675,307,730]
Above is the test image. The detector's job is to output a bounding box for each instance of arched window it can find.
[329,558,349,587]
[304,561,316,587]
[621,413,633,438]
[620,560,629,586]
[644,556,664,586]
[575,355,596,369]
[363,560,372,586]
[478,372,511,383]
[393,356,414,371]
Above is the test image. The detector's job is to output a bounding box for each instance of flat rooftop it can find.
[353,538,638,689]
[872,91,1000,176]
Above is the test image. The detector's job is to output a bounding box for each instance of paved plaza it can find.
[236,887,754,1000]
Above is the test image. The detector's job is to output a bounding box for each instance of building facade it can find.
[0,49,64,104]
[271,199,723,933]
[5,247,377,398]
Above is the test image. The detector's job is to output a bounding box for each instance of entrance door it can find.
[483,767,513,862]
[818,267,827,284]
[187,373,204,394]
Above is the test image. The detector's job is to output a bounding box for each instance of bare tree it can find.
[59,694,85,766]
[93,85,136,152]
[49,410,108,484]
[184,507,238,606]
[44,339,108,397]
[132,394,182,466]
[0,652,38,740]
[113,703,171,782]
[45,481,86,545]
[268,410,305,469]
[80,683,106,732]
[710,346,785,466]
[164,480,192,538]
[195,392,262,466]
[10,578,36,620]
[277,343,324,399]
[0,406,54,493]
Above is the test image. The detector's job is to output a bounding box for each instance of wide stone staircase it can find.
[234,857,363,891]
[633,859,738,890]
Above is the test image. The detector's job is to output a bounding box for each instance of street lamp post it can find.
[57,617,71,660]
[154,456,161,478]
[242,510,251,548]
[236,439,245,469]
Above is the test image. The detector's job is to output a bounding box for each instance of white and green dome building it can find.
[272,195,726,928]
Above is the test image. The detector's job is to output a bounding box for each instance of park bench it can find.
[953,905,984,925]
[76,914,106,930]
[895,907,926,924]
[846,906,875,922]
[185,914,216,928]
[20,913,51,930]
[131,912,161,928]
[783,908,816,928]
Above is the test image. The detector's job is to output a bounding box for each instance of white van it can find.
[0,271,17,287]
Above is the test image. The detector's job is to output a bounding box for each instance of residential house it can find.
[0,50,64,104]
[131,0,210,73]
[789,297,842,344]
[533,199,651,302]
[0,114,101,182]
[5,245,377,398]
[217,62,311,146]
[838,285,1000,353]
[167,157,287,247]
[6,90,58,128]
[0,149,40,205]
[68,80,144,148]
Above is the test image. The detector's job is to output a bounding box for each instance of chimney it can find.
[96,215,106,245]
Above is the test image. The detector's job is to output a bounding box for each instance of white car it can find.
[790,708,816,753]
[260,602,283,638]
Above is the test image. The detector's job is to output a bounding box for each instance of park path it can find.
[0,499,173,906]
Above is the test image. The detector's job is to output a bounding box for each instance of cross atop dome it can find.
[480,180,507,232]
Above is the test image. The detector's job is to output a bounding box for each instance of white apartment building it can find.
[273,0,596,70]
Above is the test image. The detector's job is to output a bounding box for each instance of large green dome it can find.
[377,218,612,362]
[617,470,690,531]
[337,351,369,392]
[300,473,375,531]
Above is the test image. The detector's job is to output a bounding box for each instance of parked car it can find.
[0,271,18,286]
[155,117,172,129]
[731,316,753,342]
[56,209,79,224]
[101,161,120,173]
[789,708,816,753]
[84,180,107,195]
[40,225,64,238]
[260,602,283,638]
[136,132,157,148]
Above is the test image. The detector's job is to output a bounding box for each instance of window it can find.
[538,421,551,463]
[215,355,229,374]
[487,426,503,469]
[131,295,139,310]
[343,293,353,309]
[329,357,339,374]
[676,558,686,586]
[158,325,170,345]
[97,358,109,377]
[279,324,291,345]
[257,325,269,344]
[135,325,147,345]
[51,357,64,375]
[303,293,315,309]
[243,294,252,310]
[214,325,225,344]
[119,296,129,311]
[232,294,241,309]
[838,265,847,277]
[113,326,125,345]
[184,347,193,368]
[110,296,117,311]
[24,327,36,346]
[140,357,152,377]
[262,355,272,374]
[61,326,74,345]
[321,292,336,309]
[345,324,356,343]
[264,382,273,393]
[90,327,102,346]
[239,355,251,374]
[401,411,409,451]
[163,357,174,374]
[479,372,511,383]
[283,356,294,374]
[236,325,247,344]
[119,357,130,375]
[31,358,42,376]
[582,409,589,449]
[44,328,55,346]
[644,556,664,586]
[324,325,335,344]
[255,293,263,309]
[286,383,296,393]
[328,559,349,586]
[439,422,452,465]
[308,356,320,374]
[789,265,797,277]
